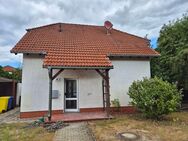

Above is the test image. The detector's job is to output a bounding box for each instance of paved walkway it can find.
[0,108,20,123]
[1,109,95,141]
[53,122,95,141]
[0,108,34,123]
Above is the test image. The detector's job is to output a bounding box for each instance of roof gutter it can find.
[108,54,160,58]
[10,50,47,55]
[45,66,114,70]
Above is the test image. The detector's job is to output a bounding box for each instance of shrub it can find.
[128,77,182,119]
[111,99,120,107]
[111,98,121,112]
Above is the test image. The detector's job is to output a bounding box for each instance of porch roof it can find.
[11,23,159,68]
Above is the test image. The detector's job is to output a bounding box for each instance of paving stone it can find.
[54,122,94,141]
[0,108,35,123]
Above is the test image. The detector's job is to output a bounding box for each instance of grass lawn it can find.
[0,122,54,141]
[89,112,188,141]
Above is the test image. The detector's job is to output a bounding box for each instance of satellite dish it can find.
[104,21,113,30]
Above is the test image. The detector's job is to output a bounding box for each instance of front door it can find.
[64,79,78,112]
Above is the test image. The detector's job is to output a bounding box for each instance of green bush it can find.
[128,77,182,119]
[111,99,120,107]
[111,98,121,112]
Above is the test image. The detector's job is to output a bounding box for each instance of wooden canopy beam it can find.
[95,69,107,80]
[52,69,64,80]
[48,68,64,121]
[48,68,53,121]
[105,69,110,117]
[95,69,111,117]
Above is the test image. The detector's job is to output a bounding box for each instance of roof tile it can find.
[11,23,159,68]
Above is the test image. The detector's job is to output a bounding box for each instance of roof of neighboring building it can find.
[11,23,159,68]
[3,66,16,72]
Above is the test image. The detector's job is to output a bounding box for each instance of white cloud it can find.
[0,0,188,67]
[0,45,22,63]
[108,0,188,38]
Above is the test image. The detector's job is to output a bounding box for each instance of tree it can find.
[151,13,188,90]
[0,65,22,81]
[128,77,182,119]
[0,66,11,78]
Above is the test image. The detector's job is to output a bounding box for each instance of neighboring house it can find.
[11,22,159,118]
[3,66,16,74]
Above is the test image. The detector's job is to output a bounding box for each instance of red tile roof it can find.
[11,23,159,68]
[3,66,16,72]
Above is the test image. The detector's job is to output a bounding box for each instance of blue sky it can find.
[0,60,21,68]
[0,0,187,68]
[0,62,20,68]
[150,38,158,49]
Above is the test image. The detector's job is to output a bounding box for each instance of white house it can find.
[11,22,159,119]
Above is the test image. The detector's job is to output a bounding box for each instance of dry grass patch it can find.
[89,112,188,141]
[0,122,54,141]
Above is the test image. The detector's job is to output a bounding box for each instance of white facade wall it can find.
[16,83,22,106]
[55,70,103,109]
[110,60,151,106]
[21,54,103,112]
[21,55,151,112]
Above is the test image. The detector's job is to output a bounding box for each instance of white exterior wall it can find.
[21,54,151,112]
[16,83,21,106]
[55,70,103,109]
[110,60,151,106]
[21,55,49,112]
[21,54,103,112]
